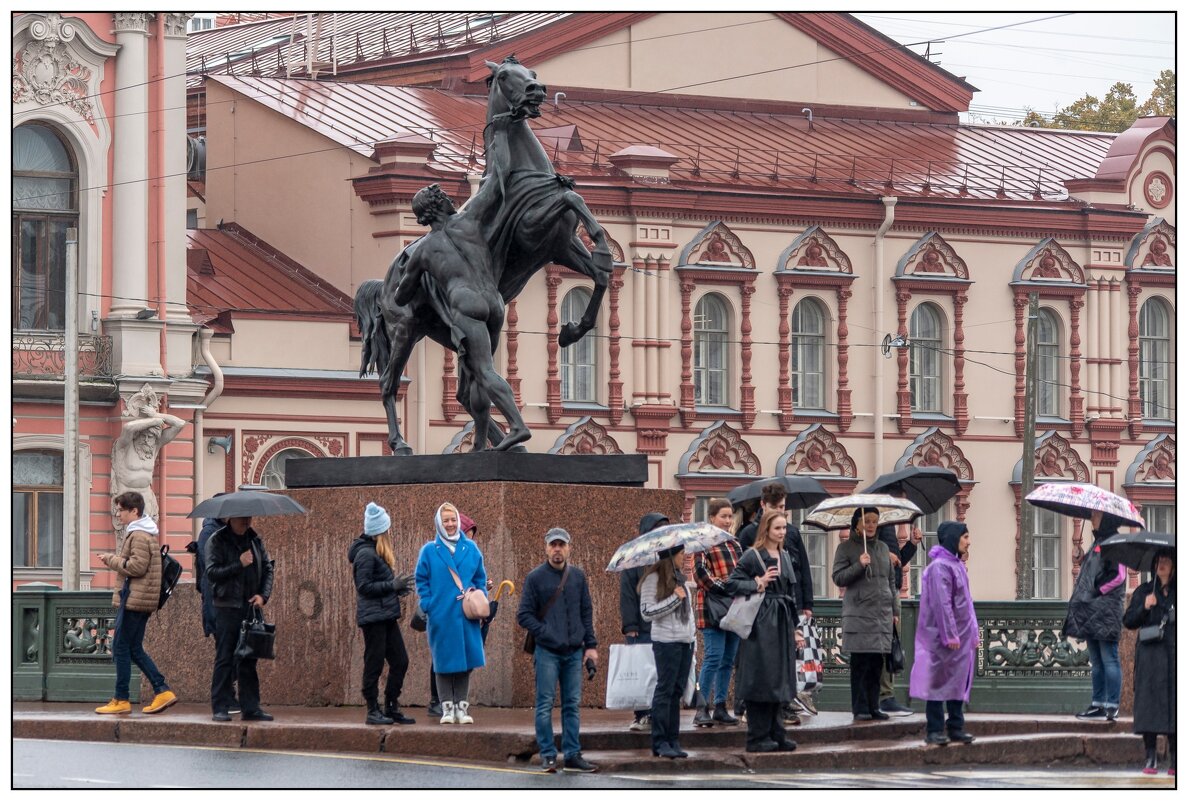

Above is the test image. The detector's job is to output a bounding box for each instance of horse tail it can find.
[354,279,389,379]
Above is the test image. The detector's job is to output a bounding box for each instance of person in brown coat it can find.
[95,491,177,715]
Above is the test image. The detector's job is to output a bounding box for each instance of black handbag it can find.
[235,607,276,661]
[886,625,906,674]
[1138,614,1168,644]
[704,591,731,629]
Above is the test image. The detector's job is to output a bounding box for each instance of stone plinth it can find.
[144,480,683,708]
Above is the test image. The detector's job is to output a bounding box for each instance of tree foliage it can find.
[1010,71,1174,132]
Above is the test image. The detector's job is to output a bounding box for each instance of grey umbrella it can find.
[727,475,831,510]
[187,490,308,519]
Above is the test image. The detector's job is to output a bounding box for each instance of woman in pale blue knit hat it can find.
[349,501,417,725]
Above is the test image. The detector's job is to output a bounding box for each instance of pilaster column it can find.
[657,258,672,401]
[545,271,562,424]
[739,284,755,428]
[506,300,521,406]
[441,350,458,422]
[1085,281,1099,415]
[644,258,659,403]
[631,259,647,405]
[679,276,696,427]
[895,289,912,434]
[776,284,793,430]
[1013,293,1028,437]
[1107,279,1123,417]
[1096,279,1110,416]
[952,289,969,435]
[110,13,152,317]
[1126,283,1143,438]
[608,268,624,425]
[836,287,853,431]
[1069,296,1085,437]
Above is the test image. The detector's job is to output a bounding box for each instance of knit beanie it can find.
[363,502,391,537]
[937,521,968,555]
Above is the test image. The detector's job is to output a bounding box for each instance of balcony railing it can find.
[12,332,114,381]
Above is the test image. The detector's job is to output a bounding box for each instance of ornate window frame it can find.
[548,416,624,455]
[1124,218,1175,438]
[13,433,94,587]
[676,222,757,428]
[892,233,972,434]
[675,421,761,519]
[774,226,856,431]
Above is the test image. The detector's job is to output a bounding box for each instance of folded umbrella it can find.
[606,522,734,572]
[1024,482,1144,529]
[727,475,832,510]
[802,494,923,531]
[187,490,308,519]
[480,580,516,643]
[861,467,960,515]
[1099,531,1175,573]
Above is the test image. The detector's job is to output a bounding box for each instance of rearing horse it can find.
[354,55,613,454]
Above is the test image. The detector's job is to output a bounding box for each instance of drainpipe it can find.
[873,196,897,474]
[192,328,224,535]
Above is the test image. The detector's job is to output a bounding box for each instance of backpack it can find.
[158,544,183,610]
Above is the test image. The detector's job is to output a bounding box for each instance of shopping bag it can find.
[719,593,763,639]
[682,641,698,707]
[605,643,657,710]
[796,620,824,692]
[235,607,276,661]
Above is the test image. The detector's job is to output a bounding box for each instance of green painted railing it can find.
[12,587,140,702]
[807,599,1090,714]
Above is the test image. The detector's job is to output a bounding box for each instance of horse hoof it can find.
[558,322,582,348]
[390,444,414,456]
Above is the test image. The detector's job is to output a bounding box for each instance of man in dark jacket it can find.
[1064,512,1127,721]
[206,515,275,722]
[621,512,668,730]
[188,512,239,715]
[518,528,598,774]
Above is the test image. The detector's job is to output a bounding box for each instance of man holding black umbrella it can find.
[206,515,275,722]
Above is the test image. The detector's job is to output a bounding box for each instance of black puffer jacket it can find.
[349,536,403,626]
[1062,530,1125,642]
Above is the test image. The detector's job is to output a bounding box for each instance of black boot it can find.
[366,702,394,726]
[1143,747,1159,774]
[385,700,416,725]
[694,704,714,727]
[712,702,739,726]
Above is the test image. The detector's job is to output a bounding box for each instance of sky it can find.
[850,12,1175,125]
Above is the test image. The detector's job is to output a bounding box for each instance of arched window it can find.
[791,298,826,409]
[261,448,312,490]
[1033,507,1062,599]
[13,449,64,568]
[694,294,729,406]
[1139,298,1171,419]
[1036,309,1061,417]
[560,287,596,402]
[13,123,78,331]
[909,303,943,413]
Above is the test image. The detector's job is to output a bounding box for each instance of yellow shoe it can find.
[95,698,132,715]
[142,690,178,714]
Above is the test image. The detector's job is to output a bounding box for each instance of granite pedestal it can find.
[145,464,684,709]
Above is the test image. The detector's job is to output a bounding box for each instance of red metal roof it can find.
[212,75,1117,203]
[187,12,570,88]
[187,223,354,332]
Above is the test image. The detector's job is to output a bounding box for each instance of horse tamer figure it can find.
[355,56,613,454]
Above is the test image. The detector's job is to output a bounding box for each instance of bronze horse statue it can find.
[355,56,613,454]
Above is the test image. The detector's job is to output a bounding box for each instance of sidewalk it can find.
[13,703,1143,772]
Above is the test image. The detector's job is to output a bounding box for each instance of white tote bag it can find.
[605,643,658,710]
[719,593,763,639]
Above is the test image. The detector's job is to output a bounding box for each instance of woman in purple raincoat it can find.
[909,521,978,746]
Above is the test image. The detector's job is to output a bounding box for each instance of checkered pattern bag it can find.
[796,620,824,692]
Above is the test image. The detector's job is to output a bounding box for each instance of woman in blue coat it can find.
[415,501,487,724]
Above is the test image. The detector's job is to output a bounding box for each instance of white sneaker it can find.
[440,701,456,724]
[456,700,474,724]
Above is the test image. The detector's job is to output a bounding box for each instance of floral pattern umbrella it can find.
[802,493,924,531]
[606,522,735,572]
[1024,482,1144,528]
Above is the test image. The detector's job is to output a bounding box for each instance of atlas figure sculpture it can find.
[355,56,613,454]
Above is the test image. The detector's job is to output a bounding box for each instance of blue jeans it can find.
[1086,638,1121,708]
[113,590,167,700]
[698,627,740,706]
[925,700,966,735]
[534,646,583,760]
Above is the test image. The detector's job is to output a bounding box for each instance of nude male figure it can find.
[392,184,530,452]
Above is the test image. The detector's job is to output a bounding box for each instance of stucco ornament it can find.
[12,14,96,122]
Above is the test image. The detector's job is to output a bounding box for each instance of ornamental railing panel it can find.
[12,333,114,380]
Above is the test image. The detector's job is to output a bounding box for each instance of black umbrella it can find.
[727,476,831,510]
[1099,531,1175,572]
[862,467,960,515]
[187,490,308,519]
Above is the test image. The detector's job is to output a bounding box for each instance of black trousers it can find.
[212,605,261,714]
[849,652,884,716]
[360,618,409,706]
[746,701,788,749]
[651,641,693,751]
